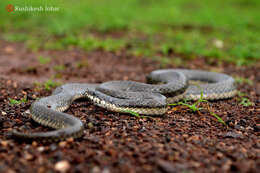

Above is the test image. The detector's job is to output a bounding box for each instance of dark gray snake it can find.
[12,69,237,142]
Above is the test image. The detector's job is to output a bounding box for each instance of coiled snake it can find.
[12,69,237,142]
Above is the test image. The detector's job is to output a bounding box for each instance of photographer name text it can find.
[15,6,60,12]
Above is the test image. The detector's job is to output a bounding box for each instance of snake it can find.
[11,69,237,142]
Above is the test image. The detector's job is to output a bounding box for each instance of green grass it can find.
[38,56,51,65]
[123,110,155,120]
[209,111,228,126]
[169,92,227,126]
[234,76,253,85]
[239,97,254,106]
[54,65,66,71]
[9,97,28,105]
[237,91,255,107]
[76,60,89,69]
[34,79,61,91]
[1,0,260,65]
[43,80,61,91]
[169,92,208,112]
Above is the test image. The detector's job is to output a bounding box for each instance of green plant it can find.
[237,91,247,97]
[169,92,208,112]
[44,80,61,91]
[209,111,228,126]
[77,60,89,68]
[158,57,172,68]
[34,80,61,91]
[54,65,66,71]
[160,44,172,55]
[100,38,126,52]
[38,56,51,65]
[169,91,227,126]
[9,96,28,105]
[239,98,254,107]
[4,33,28,42]
[234,76,253,85]
[237,91,254,106]
[123,110,155,120]
[26,38,42,52]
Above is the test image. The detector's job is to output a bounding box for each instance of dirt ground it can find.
[0,40,259,173]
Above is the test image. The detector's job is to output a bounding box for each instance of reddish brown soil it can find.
[0,40,259,173]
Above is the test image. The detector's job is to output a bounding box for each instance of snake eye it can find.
[47,105,51,108]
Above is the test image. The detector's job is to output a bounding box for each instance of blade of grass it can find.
[209,111,228,126]
[123,110,156,120]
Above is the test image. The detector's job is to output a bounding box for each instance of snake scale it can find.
[12,69,237,142]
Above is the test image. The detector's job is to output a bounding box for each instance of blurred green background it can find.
[1,0,260,65]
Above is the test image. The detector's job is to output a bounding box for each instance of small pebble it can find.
[37,146,45,152]
[25,109,31,114]
[50,144,57,151]
[91,166,101,173]
[24,152,34,161]
[1,111,7,116]
[1,140,9,147]
[223,131,243,139]
[213,39,224,48]
[32,141,38,147]
[37,167,46,173]
[24,145,31,150]
[66,137,74,143]
[102,168,110,173]
[88,122,94,129]
[4,46,14,54]
[59,141,67,148]
[157,159,177,173]
[54,160,70,173]
[6,169,16,173]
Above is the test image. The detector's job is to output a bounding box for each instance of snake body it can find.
[12,69,237,142]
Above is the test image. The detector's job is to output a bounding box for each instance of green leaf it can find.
[9,96,28,105]
[209,111,228,126]
[239,98,254,107]
[38,56,51,65]
[123,110,140,117]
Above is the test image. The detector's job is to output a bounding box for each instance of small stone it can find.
[239,119,247,126]
[66,137,74,143]
[6,169,16,173]
[253,124,260,132]
[25,109,30,114]
[223,131,243,139]
[91,166,101,173]
[37,146,45,152]
[59,141,67,148]
[24,152,34,161]
[32,141,38,147]
[13,82,17,88]
[37,167,46,173]
[24,145,31,150]
[102,168,110,173]
[1,111,7,116]
[157,159,177,173]
[234,125,244,130]
[88,122,94,129]
[182,134,188,138]
[54,160,70,173]
[50,144,57,151]
[4,46,14,54]
[213,39,224,48]
[1,140,9,147]
[188,135,200,142]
